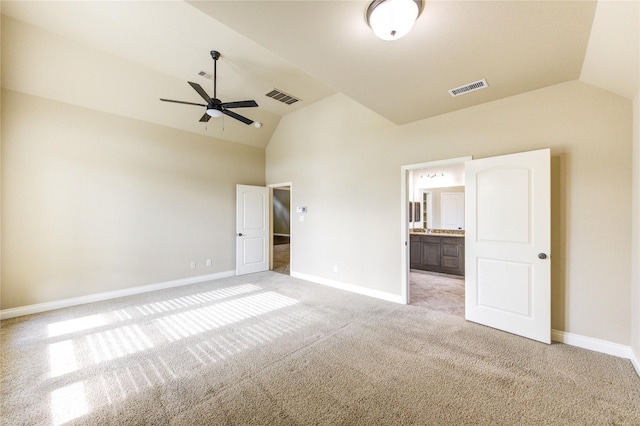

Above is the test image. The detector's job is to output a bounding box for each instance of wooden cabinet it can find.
[410,234,465,276]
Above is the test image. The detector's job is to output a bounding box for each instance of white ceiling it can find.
[2,1,638,149]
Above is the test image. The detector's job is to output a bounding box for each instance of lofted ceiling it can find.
[2,1,638,149]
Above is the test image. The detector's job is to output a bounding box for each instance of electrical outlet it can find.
[190,261,196,269]
[333,265,338,273]
[206,259,212,267]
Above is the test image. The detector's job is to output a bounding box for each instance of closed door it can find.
[236,185,269,275]
[465,149,551,343]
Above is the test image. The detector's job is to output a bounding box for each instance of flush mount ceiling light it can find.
[366,0,423,41]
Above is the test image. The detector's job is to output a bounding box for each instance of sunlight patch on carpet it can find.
[51,382,89,425]
[43,284,302,424]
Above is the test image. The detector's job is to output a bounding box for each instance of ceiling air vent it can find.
[265,88,301,105]
[448,79,488,97]
[198,70,213,80]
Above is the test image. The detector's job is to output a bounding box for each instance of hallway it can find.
[272,236,290,275]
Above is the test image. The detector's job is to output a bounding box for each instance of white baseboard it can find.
[631,348,640,377]
[552,329,638,367]
[0,270,235,320]
[291,271,405,304]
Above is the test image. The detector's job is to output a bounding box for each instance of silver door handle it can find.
[238,233,243,237]
[538,253,548,259]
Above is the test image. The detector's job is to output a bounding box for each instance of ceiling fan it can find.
[160,50,258,125]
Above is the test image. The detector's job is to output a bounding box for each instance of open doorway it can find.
[270,184,291,275]
[402,157,470,316]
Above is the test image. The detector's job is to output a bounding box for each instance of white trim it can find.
[267,181,293,272]
[0,270,235,320]
[632,348,640,377]
[267,182,292,189]
[552,329,637,364]
[291,271,405,304]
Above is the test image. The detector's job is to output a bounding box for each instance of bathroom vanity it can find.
[409,233,465,276]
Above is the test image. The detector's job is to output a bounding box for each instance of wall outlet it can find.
[206,259,212,267]
[333,264,338,272]
[190,261,196,269]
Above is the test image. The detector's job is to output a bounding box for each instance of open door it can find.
[465,149,550,343]
[236,184,269,275]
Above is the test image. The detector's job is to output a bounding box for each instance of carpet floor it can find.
[272,243,290,275]
[410,270,464,317]
[1,272,639,425]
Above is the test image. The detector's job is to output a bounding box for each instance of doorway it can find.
[269,183,291,275]
[402,149,551,343]
[401,157,471,311]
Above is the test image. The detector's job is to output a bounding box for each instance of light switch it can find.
[299,215,304,222]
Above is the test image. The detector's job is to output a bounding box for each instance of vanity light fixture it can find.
[421,172,445,179]
[366,0,423,41]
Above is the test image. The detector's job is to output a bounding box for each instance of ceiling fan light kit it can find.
[366,0,423,41]
[160,50,258,125]
[206,108,223,118]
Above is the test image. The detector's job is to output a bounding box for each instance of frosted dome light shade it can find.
[206,108,223,118]
[368,0,420,41]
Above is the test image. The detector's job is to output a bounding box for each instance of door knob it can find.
[238,233,243,237]
[538,253,548,259]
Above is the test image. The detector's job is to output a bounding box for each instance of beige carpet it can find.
[1,272,639,425]
[410,270,464,317]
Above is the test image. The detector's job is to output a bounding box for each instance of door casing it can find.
[268,182,292,271]
[401,157,471,304]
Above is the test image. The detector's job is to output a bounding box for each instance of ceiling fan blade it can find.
[221,100,258,109]
[223,109,253,125]
[199,113,211,123]
[188,81,211,102]
[160,98,207,107]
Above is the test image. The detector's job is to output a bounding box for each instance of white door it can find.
[441,193,464,230]
[465,149,550,343]
[236,185,269,275]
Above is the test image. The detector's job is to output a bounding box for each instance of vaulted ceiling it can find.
[2,1,638,148]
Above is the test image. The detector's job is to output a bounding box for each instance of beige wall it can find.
[1,89,265,309]
[266,81,633,345]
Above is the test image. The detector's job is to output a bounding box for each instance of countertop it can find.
[410,232,465,238]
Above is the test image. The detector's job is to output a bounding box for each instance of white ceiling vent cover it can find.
[448,79,488,97]
[265,89,301,105]
[198,70,213,80]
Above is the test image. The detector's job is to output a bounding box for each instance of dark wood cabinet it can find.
[410,234,465,276]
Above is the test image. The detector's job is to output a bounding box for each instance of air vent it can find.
[198,70,213,80]
[448,79,488,97]
[265,88,301,105]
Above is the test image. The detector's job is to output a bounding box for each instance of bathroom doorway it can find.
[402,157,470,314]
